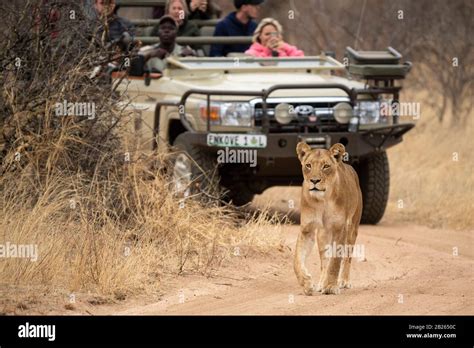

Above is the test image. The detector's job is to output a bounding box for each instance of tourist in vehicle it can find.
[88,0,136,78]
[93,0,135,43]
[210,0,264,57]
[187,0,220,20]
[130,16,195,76]
[152,0,200,38]
[152,0,220,20]
[245,18,304,58]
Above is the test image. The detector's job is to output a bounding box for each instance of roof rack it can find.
[345,47,412,80]
[131,19,220,27]
[346,46,402,65]
[137,36,252,45]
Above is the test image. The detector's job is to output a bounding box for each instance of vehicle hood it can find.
[164,71,363,98]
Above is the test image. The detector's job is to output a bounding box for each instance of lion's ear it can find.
[296,142,312,162]
[329,143,345,163]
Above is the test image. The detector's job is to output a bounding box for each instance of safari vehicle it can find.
[116,1,414,224]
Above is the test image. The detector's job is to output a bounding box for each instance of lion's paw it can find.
[321,284,341,295]
[303,282,315,296]
[338,280,352,289]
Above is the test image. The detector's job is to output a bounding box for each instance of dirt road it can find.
[101,219,473,315]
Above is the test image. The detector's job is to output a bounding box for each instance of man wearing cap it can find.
[129,16,195,76]
[210,0,264,57]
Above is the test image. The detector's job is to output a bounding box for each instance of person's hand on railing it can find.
[147,47,169,60]
[138,45,169,61]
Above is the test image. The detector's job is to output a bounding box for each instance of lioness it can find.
[294,142,362,295]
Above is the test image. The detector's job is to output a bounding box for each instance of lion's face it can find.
[296,142,346,199]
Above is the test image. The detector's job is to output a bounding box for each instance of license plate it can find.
[207,133,267,148]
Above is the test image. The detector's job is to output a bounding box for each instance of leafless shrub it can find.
[0,0,130,186]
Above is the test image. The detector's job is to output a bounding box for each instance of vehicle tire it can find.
[355,151,390,225]
[172,133,221,201]
[224,183,255,206]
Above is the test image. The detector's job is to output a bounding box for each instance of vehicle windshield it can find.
[168,56,344,70]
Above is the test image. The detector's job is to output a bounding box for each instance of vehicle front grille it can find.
[252,98,349,133]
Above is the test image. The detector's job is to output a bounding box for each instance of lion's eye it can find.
[305,163,312,170]
[323,164,331,170]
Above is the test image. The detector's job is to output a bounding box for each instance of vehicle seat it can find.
[199,26,215,56]
[142,26,155,37]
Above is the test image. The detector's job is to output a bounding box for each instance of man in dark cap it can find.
[129,15,195,76]
[210,0,264,57]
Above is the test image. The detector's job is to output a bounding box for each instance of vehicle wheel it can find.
[224,183,255,206]
[355,151,390,225]
[172,133,221,200]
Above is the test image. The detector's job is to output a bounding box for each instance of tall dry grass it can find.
[0,159,283,297]
[385,89,473,230]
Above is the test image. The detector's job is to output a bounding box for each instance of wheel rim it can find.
[173,153,192,197]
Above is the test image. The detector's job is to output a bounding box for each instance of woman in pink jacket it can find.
[245,18,304,58]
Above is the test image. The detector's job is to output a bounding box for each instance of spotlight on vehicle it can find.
[274,103,295,125]
[333,102,353,124]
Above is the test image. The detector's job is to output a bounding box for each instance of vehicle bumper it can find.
[184,123,414,160]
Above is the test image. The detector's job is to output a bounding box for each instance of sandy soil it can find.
[100,224,472,315]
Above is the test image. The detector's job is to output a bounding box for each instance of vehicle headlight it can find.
[356,101,380,124]
[222,102,252,126]
[199,102,252,127]
[333,102,353,124]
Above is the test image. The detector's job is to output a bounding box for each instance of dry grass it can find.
[0,161,284,298]
[385,90,473,230]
